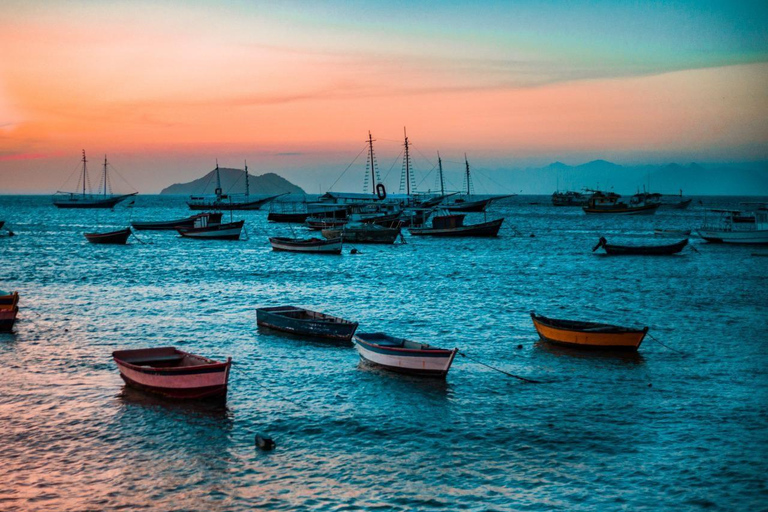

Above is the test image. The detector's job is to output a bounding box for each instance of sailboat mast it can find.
[244,160,249,197]
[464,153,471,196]
[103,155,108,197]
[403,127,411,196]
[437,151,445,196]
[215,160,222,198]
[368,131,376,192]
[81,150,87,196]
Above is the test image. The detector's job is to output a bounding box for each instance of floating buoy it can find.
[648,383,653,388]
[530,233,535,237]
[350,248,359,254]
[517,344,523,350]
[255,434,275,451]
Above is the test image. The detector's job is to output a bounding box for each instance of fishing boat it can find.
[84,228,132,245]
[187,161,287,210]
[256,306,358,340]
[53,151,137,208]
[698,209,768,244]
[321,222,401,244]
[654,228,692,237]
[354,332,458,377]
[177,220,244,240]
[592,237,688,255]
[442,155,514,212]
[530,312,648,351]
[306,216,348,230]
[269,236,343,254]
[112,347,232,400]
[582,190,660,215]
[552,190,586,207]
[0,291,19,332]
[409,212,503,237]
[131,212,222,231]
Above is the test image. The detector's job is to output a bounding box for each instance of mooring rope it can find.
[130,231,152,245]
[646,333,686,355]
[458,351,542,383]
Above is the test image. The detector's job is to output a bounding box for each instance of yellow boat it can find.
[531,312,648,351]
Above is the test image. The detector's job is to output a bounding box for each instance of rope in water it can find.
[646,333,686,355]
[458,351,542,383]
[130,231,152,245]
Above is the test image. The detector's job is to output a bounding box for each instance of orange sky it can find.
[1,1,767,193]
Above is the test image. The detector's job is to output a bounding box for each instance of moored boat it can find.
[582,190,660,215]
[269,236,343,254]
[698,209,768,245]
[53,151,137,208]
[177,220,244,240]
[84,228,132,245]
[654,228,692,237]
[268,211,311,223]
[112,347,232,399]
[592,237,688,255]
[306,216,348,230]
[256,306,358,340]
[552,190,586,207]
[187,161,288,210]
[322,223,401,244]
[354,332,458,377]
[531,312,648,351]
[409,213,503,237]
[132,212,222,231]
[0,291,19,332]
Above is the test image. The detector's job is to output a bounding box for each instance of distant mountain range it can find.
[480,160,768,196]
[160,168,305,195]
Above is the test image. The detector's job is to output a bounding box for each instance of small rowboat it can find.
[112,347,232,399]
[269,236,342,254]
[132,212,222,230]
[306,217,347,231]
[654,228,692,237]
[409,214,503,237]
[322,223,401,244]
[257,306,358,340]
[593,237,688,255]
[531,312,648,351]
[0,291,19,332]
[84,228,132,244]
[177,220,244,240]
[354,332,458,377]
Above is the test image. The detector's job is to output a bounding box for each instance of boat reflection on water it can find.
[356,360,453,396]
[116,385,233,420]
[533,339,646,365]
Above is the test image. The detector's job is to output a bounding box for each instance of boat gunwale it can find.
[530,312,647,335]
[354,333,454,355]
[112,347,230,374]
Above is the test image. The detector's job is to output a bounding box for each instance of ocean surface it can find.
[0,195,766,512]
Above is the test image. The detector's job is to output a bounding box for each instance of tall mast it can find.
[81,149,87,196]
[437,151,445,196]
[214,159,222,198]
[464,153,471,196]
[103,155,108,196]
[403,127,411,196]
[368,131,376,193]
[244,160,249,197]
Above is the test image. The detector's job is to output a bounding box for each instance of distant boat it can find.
[409,213,503,237]
[552,190,586,207]
[112,347,232,400]
[0,291,19,332]
[187,161,287,210]
[177,220,244,240]
[268,211,311,223]
[305,216,348,231]
[654,228,692,237]
[698,208,768,244]
[443,155,513,212]
[53,151,137,208]
[132,212,222,231]
[354,332,458,378]
[256,306,358,340]
[582,190,659,215]
[531,312,648,351]
[84,228,132,245]
[269,236,343,254]
[592,237,688,255]
[321,222,401,244]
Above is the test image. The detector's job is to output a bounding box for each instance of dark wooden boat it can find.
[593,237,688,255]
[112,347,232,399]
[409,214,503,237]
[177,220,244,240]
[54,152,137,208]
[84,227,132,244]
[306,216,348,230]
[269,236,342,254]
[354,332,458,377]
[443,197,495,213]
[531,312,648,351]
[132,212,222,230]
[267,211,310,223]
[188,193,285,211]
[654,228,692,237]
[256,306,358,340]
[582,190,660,215]
[322,223,401,244]
[0,291,19,332]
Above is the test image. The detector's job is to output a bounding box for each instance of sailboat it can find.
[187,161,287,211]
[53,151,137,208]
[443,155,512,212]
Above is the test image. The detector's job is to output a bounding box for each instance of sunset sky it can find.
[1,0,767,193]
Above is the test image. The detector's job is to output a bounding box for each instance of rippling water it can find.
[1,195,766,511]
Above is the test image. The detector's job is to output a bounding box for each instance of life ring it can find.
[376,183,387,200]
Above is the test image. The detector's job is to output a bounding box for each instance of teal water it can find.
[0,195,766,511]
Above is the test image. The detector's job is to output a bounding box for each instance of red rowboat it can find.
[112,347,232,399]
[0,291,19,332]
[84,227,132,244]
